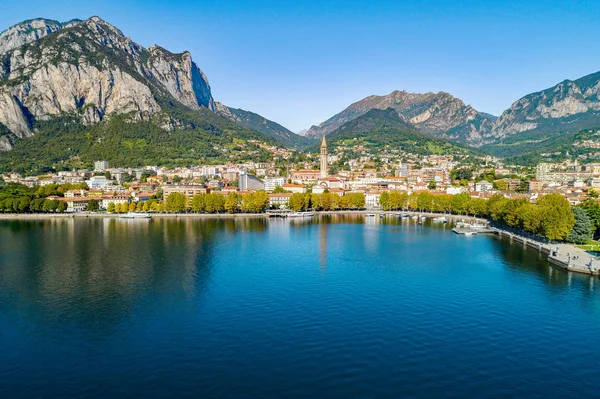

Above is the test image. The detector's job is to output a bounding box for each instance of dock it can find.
[497,230,600,276]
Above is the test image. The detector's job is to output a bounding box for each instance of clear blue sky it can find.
[2,0,600,131]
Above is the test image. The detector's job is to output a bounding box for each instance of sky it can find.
[1,0,600,132]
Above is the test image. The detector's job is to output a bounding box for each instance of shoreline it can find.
[2,210,596,276]
[0,210,485,220]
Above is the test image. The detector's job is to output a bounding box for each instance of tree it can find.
[87,199,100,212]
[451,193,471,215]
[136,201,144,212]
[57,201,68,213]
[165,192,187,212]
[288,193,306,211]
[379,192,390,210]
[428,180,437,190]
[272,186,289,193]
[191,194,205,212]
[566,207,593,244]
[107,202,116,213]
[129,202,137,212]
[493,180,508,191]
[451,168,473,182]
[43,199,59,212]
[537,194,575,241]
[225,192,240,213]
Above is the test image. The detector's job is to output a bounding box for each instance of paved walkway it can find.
[548,244,600,275]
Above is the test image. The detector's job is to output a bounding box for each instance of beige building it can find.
[162,185,209,200]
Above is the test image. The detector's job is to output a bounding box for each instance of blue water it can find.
[0,216,599,398]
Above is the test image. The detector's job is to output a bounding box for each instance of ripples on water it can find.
[0,216,599,398]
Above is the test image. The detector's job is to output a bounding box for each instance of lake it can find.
[0,215,599,398]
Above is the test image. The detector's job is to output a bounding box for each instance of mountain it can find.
[214,102,309,148]
[483,71,600,155]
[309,107,477,156]
[0,18,82,54]
[305,90,497,146]
[0,17,281,172]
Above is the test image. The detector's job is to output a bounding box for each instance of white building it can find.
[238,171,264,191]
[475,181,494,192]
[86,176,111,190]
[94,161,109,171]
[365,192,381,209]
[264,177,286,192]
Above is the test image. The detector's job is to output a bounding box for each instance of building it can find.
[94,161,109,171]
[529,179,544,192]
[101,196,130,210]
[320,136,328,178]
[264,177,286,192]
[268,193,292,209]
[281,183,307,194]
[162,185,209,200]
[365,192,381,209]
[475,181,494,192]
[238,171,265,191]
[86,176,111,190]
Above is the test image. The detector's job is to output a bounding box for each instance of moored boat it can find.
[119,212,151,219]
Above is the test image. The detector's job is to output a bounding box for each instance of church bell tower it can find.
[320,136,328,178]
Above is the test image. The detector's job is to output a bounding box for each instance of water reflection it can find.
[0,216,598,334]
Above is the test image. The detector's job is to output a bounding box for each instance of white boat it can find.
[379,213,385,218]
[401,213,408,219]
[301,212,315,217]
[119,212,151,219]
[432,216,447,223]
[411,215,418,220]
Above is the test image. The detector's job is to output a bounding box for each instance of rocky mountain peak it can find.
[306,89,496,145]
[0,18,74,55]
[0,16,216,145]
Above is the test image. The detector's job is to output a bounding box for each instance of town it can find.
[1,137,598,214]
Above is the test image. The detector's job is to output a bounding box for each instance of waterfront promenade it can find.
[496,229,600,276]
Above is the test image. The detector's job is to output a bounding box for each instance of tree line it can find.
[287,192,366,211]
[0,183,88,213]
[377,191,576,241]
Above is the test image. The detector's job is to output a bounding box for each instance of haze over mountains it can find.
[1,15,600,168]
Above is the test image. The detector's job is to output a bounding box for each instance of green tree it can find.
[288,193,306,211]
[428,180,437,190]
[87,199,100,212]
[225,192,240,213]
[191,194,206,212]
[57,201,68,213]
[165,192,187,212]
[537,194,575,241]
[566,207,593,244]
[379,192,390,210]
[107,202,116,213]
[451,193,471,215]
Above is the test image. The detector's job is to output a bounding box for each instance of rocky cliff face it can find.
[0,18,81,54]
[306,90,496,145]
[490,71,600,141]
[0,16,215,146]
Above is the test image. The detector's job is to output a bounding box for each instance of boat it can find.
[420,216,427,222]
[401,213,408,219]
[470,222,489,230]
[411,215,418,220]
[301,212,315,217]
[432,216,447,223]
[366,213,376,217]
[119,212,151,219]
[379,213,385,218]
